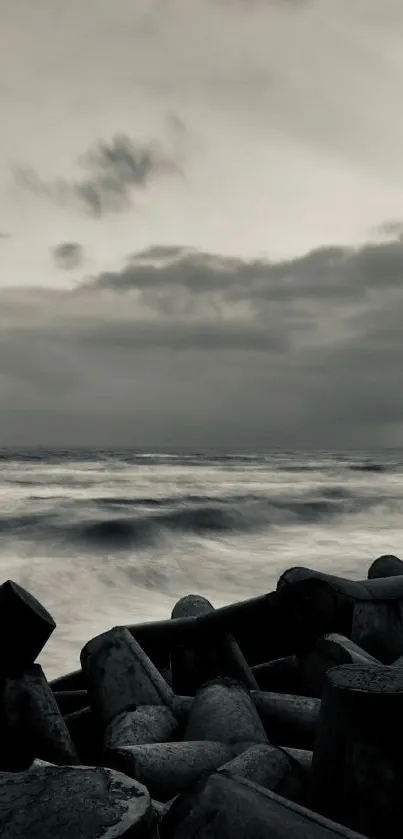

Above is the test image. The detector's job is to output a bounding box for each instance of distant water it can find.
[0,447,402,678]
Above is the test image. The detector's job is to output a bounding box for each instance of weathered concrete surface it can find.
[1,664,79,770]
[218,743,308,804]
[184,678,268,753]
[251,690,320,749]
[81,627,174,727]
[0,763,157,838]
[298,634,379,697]
[103,705,179,751]
[160,771,370,838]
[312,663,403,838]
[105,741,232,802]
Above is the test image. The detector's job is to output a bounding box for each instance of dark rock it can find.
[160,771,369,838]
[105,741,232,802]
[0,762,157,838]
[298,634,379,697]
[312,663,403,838]
[0,580,56,676]
[1,664,79,771]
[81,627,174,728]
[367,555,403,579]
[184,678,268,753]
[170,594,258,694]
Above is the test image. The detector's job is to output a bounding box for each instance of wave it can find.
[95,496,168,508]
[348,463,385,473]
[0,488,392,551]
[277,464,331,472]
[0,449,263,467]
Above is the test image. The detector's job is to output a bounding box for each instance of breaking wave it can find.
[0,488,391,551]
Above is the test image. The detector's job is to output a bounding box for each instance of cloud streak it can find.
[15,134,182,217]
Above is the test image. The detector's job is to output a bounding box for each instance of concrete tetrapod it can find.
[190,590,282,665]
[312,663,403,839]
[103,705,180,751]
[351,598,403,663]
[184,677,268,754]
[159,771,370,839]
[0,762,157,838]
[0,580,56,676]
[251,690,320,749]
[298,634,380,697]
[81,627,175,728]
[252,655,300,693]
[173,689,320,750]
[1,663,79,770]
[277,567,403,661]
[282,746,313,774]
[54,689,89,715]
[170,594,258,694]
[127,590,284,667]
[64,705,101,766]
[367,555,403,579]
[105,741,232,802]
[218,743,309,804]
[50,669,85,692]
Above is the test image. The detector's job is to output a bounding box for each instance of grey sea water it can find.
[0,447,402,678]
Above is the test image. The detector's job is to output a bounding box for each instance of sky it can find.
[1,0,403,448]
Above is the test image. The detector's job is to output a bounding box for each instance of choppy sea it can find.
[0,448,402,678]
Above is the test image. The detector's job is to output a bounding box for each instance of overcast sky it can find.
[1,0,403,448]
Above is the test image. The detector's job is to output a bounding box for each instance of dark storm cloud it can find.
[51,242,84,270]
[2,232,403,447]
[15,134,181,217]
[83,235,403,303]
[74,318,287,352]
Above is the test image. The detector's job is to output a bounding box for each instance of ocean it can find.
[0,448,402,679]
